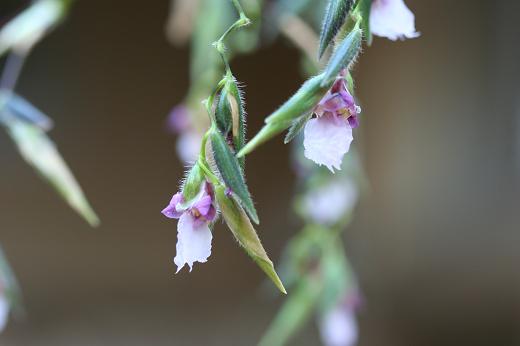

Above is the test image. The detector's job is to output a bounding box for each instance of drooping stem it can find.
[213,0,251,73]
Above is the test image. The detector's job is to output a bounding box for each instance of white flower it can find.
[370,0,420,41]
[319,305,358,346]
[303,114,353,173]
[304,180,358,225]
[174,213,213,273]
[162,182,216,273]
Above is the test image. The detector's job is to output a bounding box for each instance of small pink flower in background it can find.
[162,182,216,272]
[166,105,201,163]
[370,0,420,41]
[0,282,9,332]
[319,291,362,346]
[303,179,358,225]
[304,78,360,173]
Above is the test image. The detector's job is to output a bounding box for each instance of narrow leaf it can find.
[237,74,332,158]
[215,186,286,294]
[318,0,354,58]
[321,27,362,87]
[210,129,259,224]
[284,111,312,144]
[3,117,99,227]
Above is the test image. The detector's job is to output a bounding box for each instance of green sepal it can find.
[215,186,286,294]
[259,276,322,346]
[356,0,373,44]
[284,111,312,144]
[2,116,99,227]
[237,74,332,157]
[181,163,206,202]
[318,0,355,59]
[215,88,232,137]
[321,27,362,87]
[209,128,259,224]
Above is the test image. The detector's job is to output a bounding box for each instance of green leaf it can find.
[318,0,355,59]
[259,276,322,346]
[321,27,362,86]
[284,111,312,144]
[215,186,286,294]
[237,74,332,158]
[3,117,99,227]
[210,128,259,224]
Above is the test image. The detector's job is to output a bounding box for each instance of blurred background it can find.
[1,0,520,345]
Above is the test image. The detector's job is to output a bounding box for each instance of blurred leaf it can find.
[259,275,322,346]
[321,27,362,87]
[284,111,312,144]
[1,92,53,131]
[0,246,23,317]
[318,0,354,58]
[210,128,258,224]
[215,186,286,294]
[2,117,99,226]
[0,0,65,57]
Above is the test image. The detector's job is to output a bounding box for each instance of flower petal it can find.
[174,213,212,273]
[303,115,353,173]
[0,295,9,332]
[370,0,420,41]
[304,179,358,225]
[161,193,183,219]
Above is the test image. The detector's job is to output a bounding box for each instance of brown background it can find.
[0,0,519,345]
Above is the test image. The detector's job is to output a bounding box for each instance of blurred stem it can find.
[0,53,26,92]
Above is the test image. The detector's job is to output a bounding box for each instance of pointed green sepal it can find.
[209,128,259,224]
[3,117,99,227]
[237,74,332,158]
[318,0,355,59]
[321,27,362,87]
[181,163,206,201]
[356,0,373,45]
[215,186,286,294]
[284,112,312,144]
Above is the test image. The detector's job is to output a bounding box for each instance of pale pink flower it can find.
[370,0,419,41]
[303,78,360,173]
[319,292,362,346]
[162,182,216,272]
[166,105,201,163]
[303,179,358,225]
